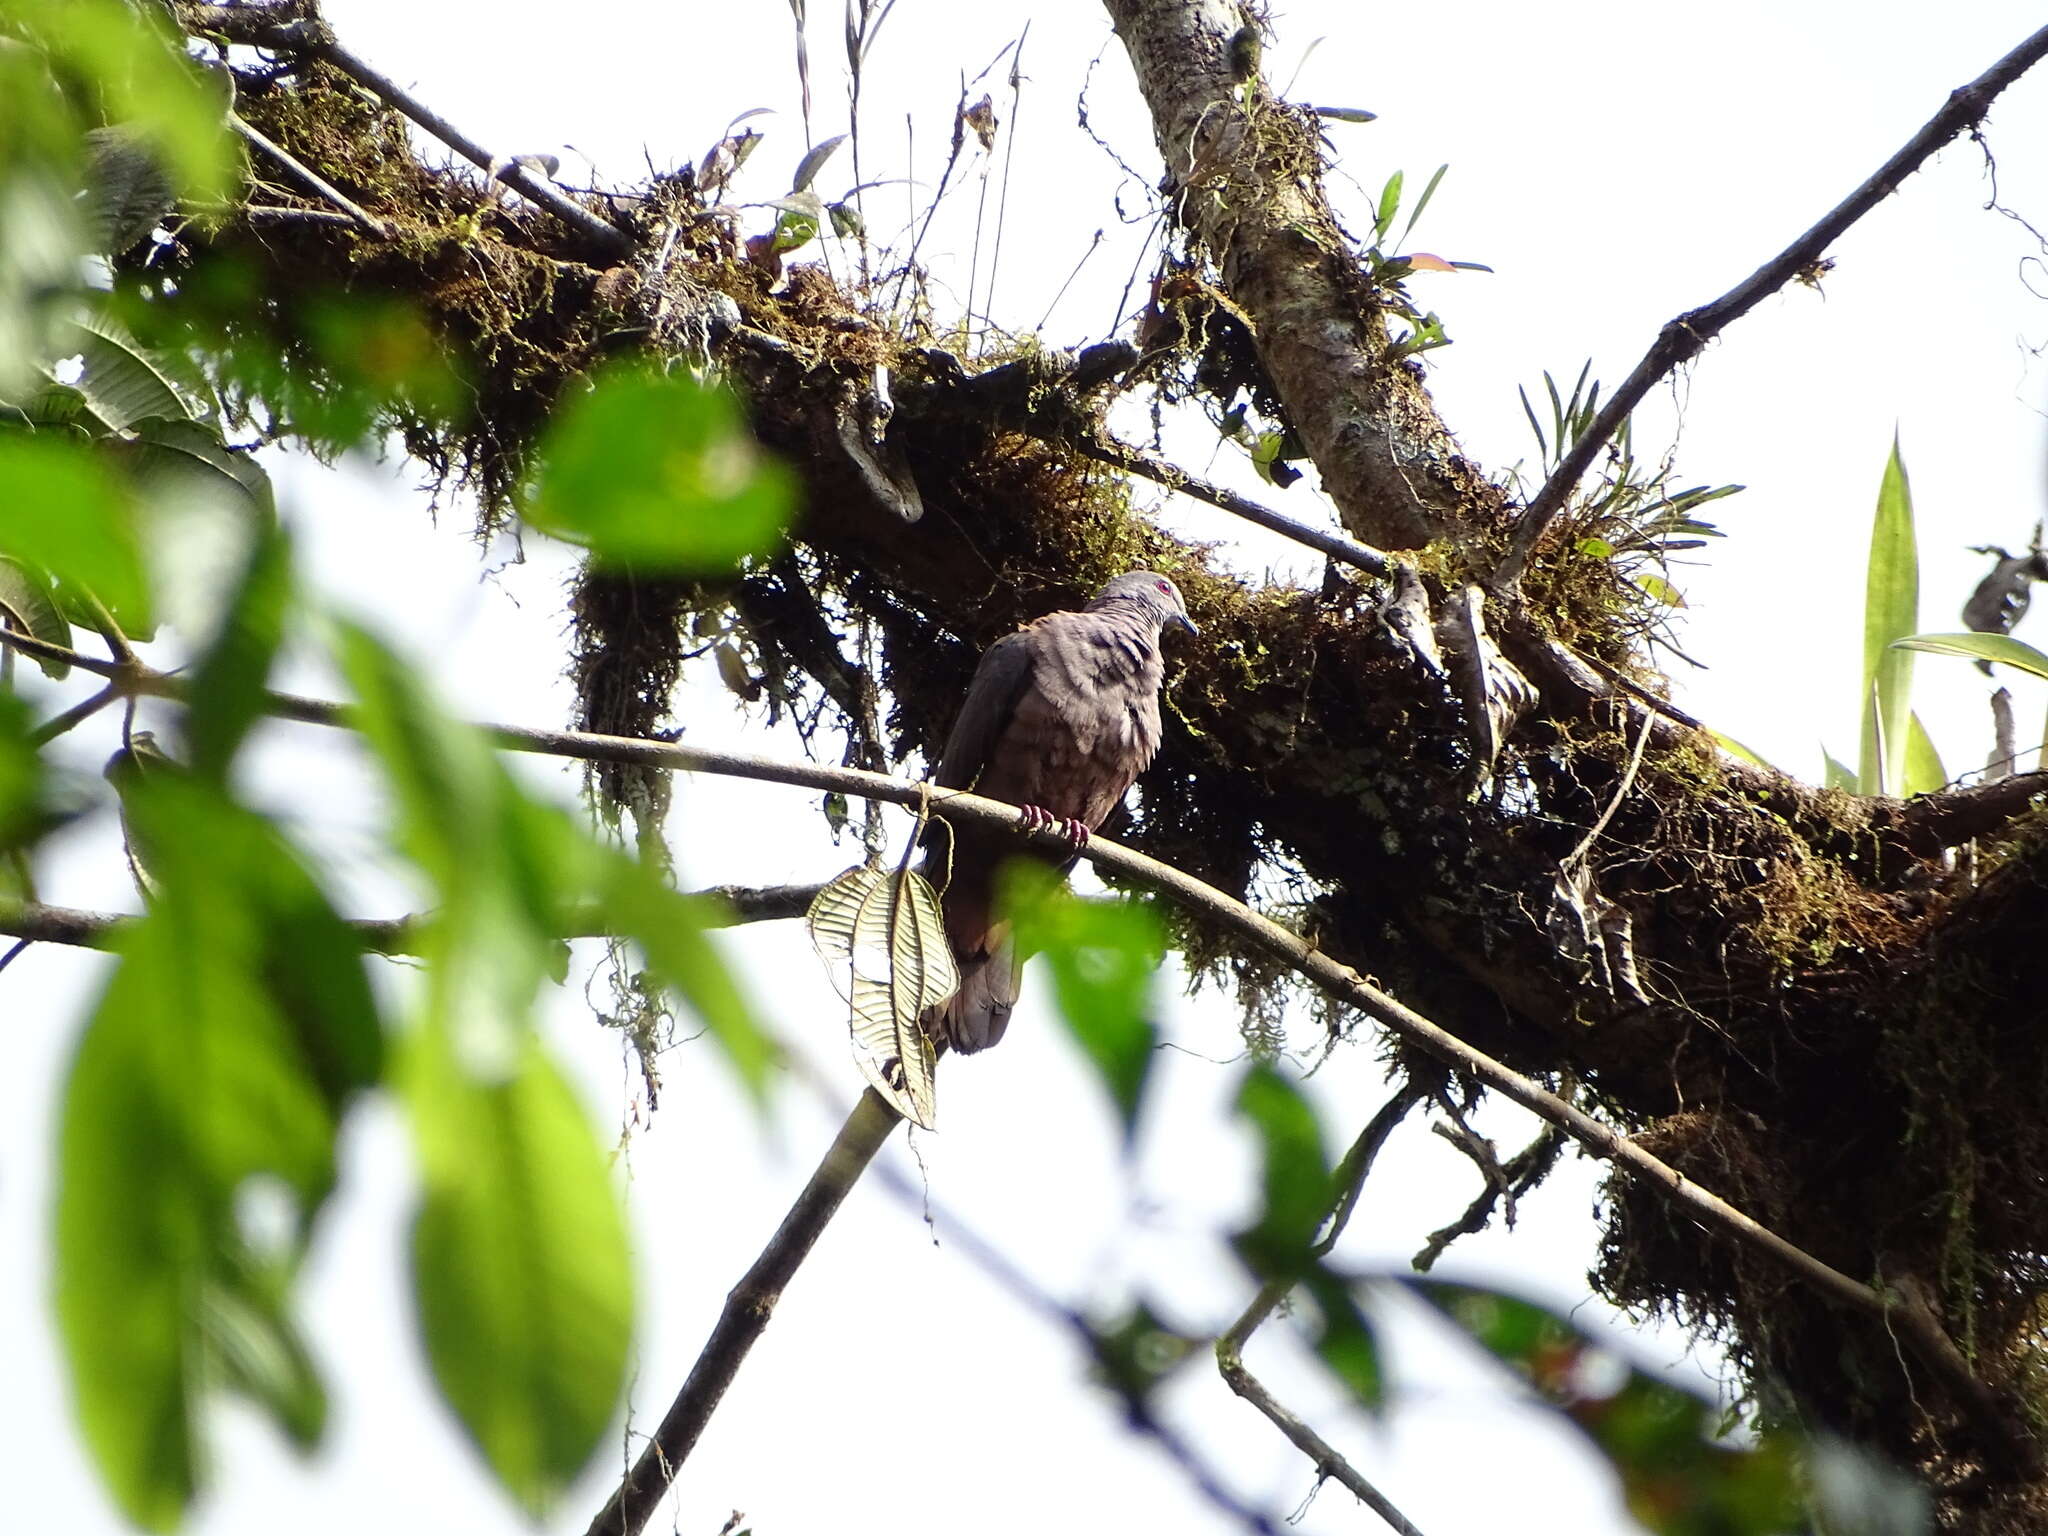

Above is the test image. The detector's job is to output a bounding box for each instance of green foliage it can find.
[0,430,151,632]
[524,363,794,571]
[402,1022,634,1516]
[184,523,290,783]
[1414,1282,1807,1536]
[1520,362,1738,584]
[55,770,381,1529]
[1000,861,1165,1142]
[0,688,43,841]
[1359,164,1489,361]
[1894,630,2048,681]
[1859,438,1917,796]
[1230,1064,1383,1408]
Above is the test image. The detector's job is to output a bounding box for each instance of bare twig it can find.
[1081,436,1393,579]
[1412,1121,1566,1272]
[0,621,2024,1455]
[863,1156,1286,1536]
[0,884,820,956]
[1216,1085,1427,1536]
[30,682,122,746]
[1496,21,2048,588]
[229,113,394,239]
[586,1089,903,1536]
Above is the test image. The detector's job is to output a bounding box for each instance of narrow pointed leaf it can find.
[1904,713,1947,798]
[1893,631,2048,682]
[1859,438,1917,795]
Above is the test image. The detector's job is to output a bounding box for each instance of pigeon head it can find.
[1088,570,1199,638]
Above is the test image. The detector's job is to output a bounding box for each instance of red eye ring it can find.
[1156,579,1171,594]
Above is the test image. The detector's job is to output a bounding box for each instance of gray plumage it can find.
[924,572,1197,1054]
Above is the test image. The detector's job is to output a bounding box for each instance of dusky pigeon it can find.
[923,571,1198,1054]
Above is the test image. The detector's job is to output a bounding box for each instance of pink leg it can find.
[1017,805,1089,850]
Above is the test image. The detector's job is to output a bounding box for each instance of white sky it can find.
[8,3,2048,1534]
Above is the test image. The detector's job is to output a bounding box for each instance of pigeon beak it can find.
[1171,612,1200,639]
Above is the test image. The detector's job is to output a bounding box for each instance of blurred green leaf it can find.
[0,690,42,844]
[1302,1270,1383,1409]
[0,172,87,398]
[337,622,571,1061]
[1822,750,1857,793]
[1232,1063,1334,1276]
[1893,630,2048,681]
[5,0,235,202]
[403,1022,633,1515]
[340,621,776,1110]
[1091,1301,1197,1405]
[524,365,793,572]
[1230,1066,1383,1407]
[55,774,380,1529]
[0,430,150,631]
[1001,862,1163,1142]
[1411,1280,1804,1536]
[184,522,290,783]
[0,552,72,677]
[1859,438,1917,796]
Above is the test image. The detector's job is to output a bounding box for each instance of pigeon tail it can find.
[939,936,1022,1053]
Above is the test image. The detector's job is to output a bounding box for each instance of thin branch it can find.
[30,682,122,746]
[587,1088,903,1536]
[863,1156,1287,1536]
[1412,1121,1566,1273]
[1495,21,2048,589]
[1081,435,1393,579]
[176,5,632,257]
[1216,1085,1427,1536]
[0,884,820,956]
[0,621,2024,1456]
[81,592,136,670]
[229,113,395,239]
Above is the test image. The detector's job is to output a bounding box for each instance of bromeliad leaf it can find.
[1859,438,1918,796]
[807,863,955,1129]
[1894,630,2048,682]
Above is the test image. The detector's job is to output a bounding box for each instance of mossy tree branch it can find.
[3,619,2026,1465]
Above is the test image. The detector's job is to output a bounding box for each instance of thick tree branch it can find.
[587,1089,902,1536]
[0,884,820,956]
[1,634,2028,1457]
[1102,0,1497,551]
[1496,21,2048,588]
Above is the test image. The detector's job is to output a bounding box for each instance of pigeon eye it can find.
[1156,580,1171,595]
